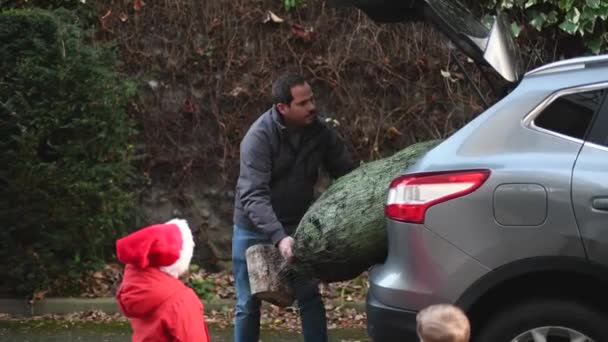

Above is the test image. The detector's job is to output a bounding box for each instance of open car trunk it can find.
[328,0,522,83]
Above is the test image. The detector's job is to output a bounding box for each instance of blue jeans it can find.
[232,225,328,342]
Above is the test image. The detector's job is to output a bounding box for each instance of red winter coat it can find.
[116,264,210,342]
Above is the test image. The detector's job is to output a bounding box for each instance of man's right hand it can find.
[277,236,295,262]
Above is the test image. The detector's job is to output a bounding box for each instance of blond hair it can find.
[417,304,470,342]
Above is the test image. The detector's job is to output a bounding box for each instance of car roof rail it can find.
[525,54,608,77]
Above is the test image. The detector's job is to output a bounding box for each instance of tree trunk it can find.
[246,244,295,307]
[280,140,442,283]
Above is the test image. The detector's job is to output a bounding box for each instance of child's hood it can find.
[116,264,187,318]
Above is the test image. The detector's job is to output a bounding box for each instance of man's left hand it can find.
[278,236,295,262]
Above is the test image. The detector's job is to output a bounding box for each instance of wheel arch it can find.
[456,256,608,336]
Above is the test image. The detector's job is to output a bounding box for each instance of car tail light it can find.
[385,170,490,223]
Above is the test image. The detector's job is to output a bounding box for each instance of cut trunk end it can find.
[246,244,295,307]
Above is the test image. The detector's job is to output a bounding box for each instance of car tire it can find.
[474,298,608,342]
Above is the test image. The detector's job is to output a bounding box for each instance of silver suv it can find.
[332,0,608,341]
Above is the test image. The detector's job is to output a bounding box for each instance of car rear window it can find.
[534,90,606,141]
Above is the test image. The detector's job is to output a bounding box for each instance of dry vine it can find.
[97,0,506,190]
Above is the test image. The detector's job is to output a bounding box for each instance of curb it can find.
[0,298,365,317]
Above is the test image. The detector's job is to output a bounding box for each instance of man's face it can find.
[277,82,317,127]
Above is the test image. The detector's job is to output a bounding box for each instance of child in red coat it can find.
[116,218,210,342]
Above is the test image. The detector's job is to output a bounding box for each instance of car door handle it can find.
[592,198,608,211]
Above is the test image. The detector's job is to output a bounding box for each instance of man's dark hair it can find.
[272,73,306,106]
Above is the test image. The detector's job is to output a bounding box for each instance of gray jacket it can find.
[233,106,355,244]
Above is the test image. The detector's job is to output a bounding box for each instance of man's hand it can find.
[277,236,295,262]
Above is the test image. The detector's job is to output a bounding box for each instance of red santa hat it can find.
[116,218,195,278]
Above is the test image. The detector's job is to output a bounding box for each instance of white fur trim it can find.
[159,218,195,278]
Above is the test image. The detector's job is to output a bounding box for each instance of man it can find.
[232,73,355,342]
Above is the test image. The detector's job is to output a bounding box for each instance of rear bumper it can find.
[366,290,418,342]
[366,220,490,340]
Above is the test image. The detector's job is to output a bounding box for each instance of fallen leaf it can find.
[99,9,112,30]
[416,57,429,70]
[210,18,221,30]
[29,290,48,304]
[133,0,144,11]
[181,99,197,114]
[292,23,314,42]
[387,126,402,139]
[148,80,159,89]
[230,86,248,97]
[263,10,284,24]
[426,94,438,104]
[440,69,458,83]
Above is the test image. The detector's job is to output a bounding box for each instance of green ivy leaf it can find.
[581,7,598,33]
[558,0,575,11]
[485,0,498,9]
[524,0,537,8]
[481,14,496,28]
[546,10,559,24]
[529,12,547,30]
[586,35,602,53]
[559,18,579,34]
[501,0,515,9]
[580,23,592,35]
[592,3,608,20]
[586,0,601,9]
[568,7,581,24]
[511,22,522,37]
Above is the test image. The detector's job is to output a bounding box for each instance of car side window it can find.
[587,92,608,148]
[534,90,605,141]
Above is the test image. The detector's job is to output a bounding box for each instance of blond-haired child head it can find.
[417,304,470,342]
